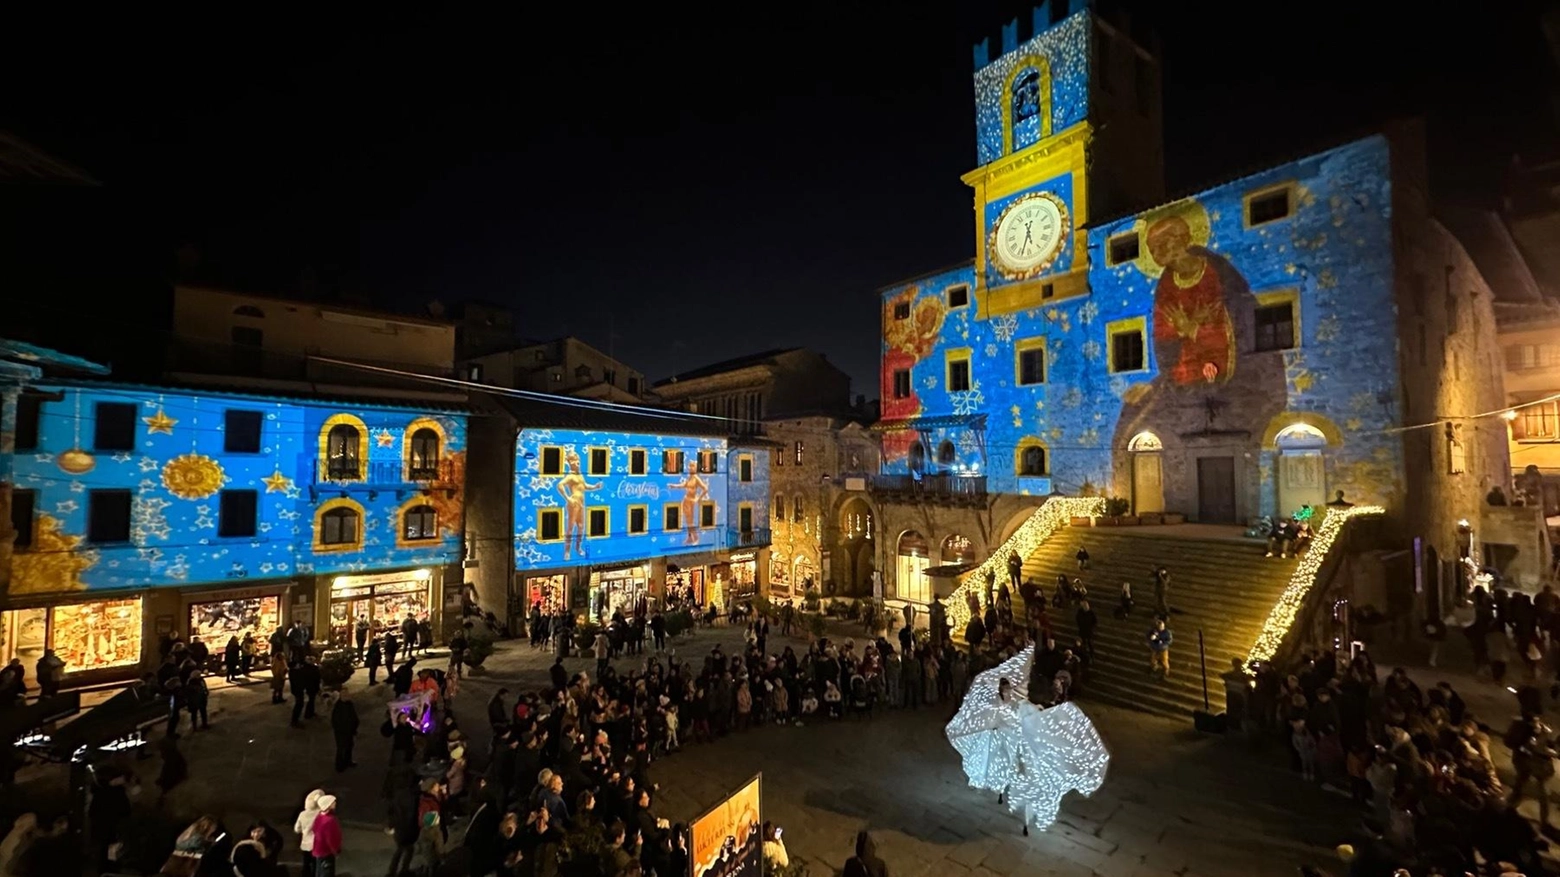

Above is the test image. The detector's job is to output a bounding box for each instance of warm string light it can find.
[943,497,1106,633]
[945,643,1111,830]
[1244,505,1385,671]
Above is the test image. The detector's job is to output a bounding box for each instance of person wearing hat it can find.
[310,795,342,876]
[412,810,444,875]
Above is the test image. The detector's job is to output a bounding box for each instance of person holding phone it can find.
[762,821,790,870]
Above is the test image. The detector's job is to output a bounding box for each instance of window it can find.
[538,508,563,542]
[587,447,609,477]
[775,448,783,467]
[588,508,609,539]
[794,441,804,465]
[550,371,562,383]
[326,424,362,479]
[409,428,441,479]
[224,410,263,453]
[466,364,483,381]
[1041,282,1055,300]
[1019,445,1048,476]
[1522,402,1559,439]
[1246,186,1293,226]
[1108,319,1146,373]
[947,353,972,393]
[575,364,593,383]
[628,449,647,476]
[947,285,970,308]
[231,326,263,374]
[1012,68,1041,124]
[233,305,265,318]
[774,495,787,520]
[404,504,438,540]
[534,350,547,362]
[603,369,617,386]
[320,506,360,546]
[87,489,132,543]
[738,455,754,483]
[93,402,137,451]
[738,504,754,535]
[792,496,804,522]
[892,301,911,320]
[700,502,716,528]
[540,446,563,476]
[627,376,641,396]
[1507,344,1560,371]
[698,450,718,474]
[1107,233,1140,265]
[663,449,685,474]
[664,505,681,532]
[936,440,956,465]
[14,394,41,451]
[908,442,926,473]
[218,489,258,538]
[1255,301,1297,352]
[1016,340,1046,386]
[893,369,912,400]
[11,489,35,549]
[627,506,648,535]
[1448,437,1467,475]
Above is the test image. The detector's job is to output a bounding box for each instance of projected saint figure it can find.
[557,449,602,560]
[669,459,709,546]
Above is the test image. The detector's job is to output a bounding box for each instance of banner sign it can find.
[690,773,762,877]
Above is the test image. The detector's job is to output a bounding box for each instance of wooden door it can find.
[1132,453,1165,514]
[1196,457,1237,523]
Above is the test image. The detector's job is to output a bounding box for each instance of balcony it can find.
[310,457,459,493]
[869,474,988,505]
[726,527,771,549]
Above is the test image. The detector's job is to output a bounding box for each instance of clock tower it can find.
[965,1,1164,313]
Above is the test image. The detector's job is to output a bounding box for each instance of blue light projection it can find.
[974,10,1091,164]
[9,382,466,594]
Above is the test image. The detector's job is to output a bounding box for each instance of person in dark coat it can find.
[549,657,568,693]
[365,639,383,686]
[289,655,321,727]
[88,770,133,872]
[488,688,509,729]
[843,830,888,877]
[224,637,242,682]
[1074,600,1098,660]
[391,658,418,698]
[386,711,417,764]
[155,735,187,805]
[354,614,371,661]
[384,632,400,674]
[401,614,420,656]
[462,783,503,877]
[331,686,360,771]
[385,762,421,876]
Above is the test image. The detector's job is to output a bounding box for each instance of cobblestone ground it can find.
[17,623,1367,876]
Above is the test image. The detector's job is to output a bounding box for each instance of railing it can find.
[944,496,1106,634]
[869,474,987,498]
[311,457,459,488]
[726,527,771,549]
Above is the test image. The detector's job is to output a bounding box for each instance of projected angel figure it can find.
[945,643,1110,834]
[668,458,709,546]
[557,449,603,560]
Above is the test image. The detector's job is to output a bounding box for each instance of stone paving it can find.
[16,623,1369,876]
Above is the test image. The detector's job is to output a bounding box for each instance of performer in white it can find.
[945,643,1110,834]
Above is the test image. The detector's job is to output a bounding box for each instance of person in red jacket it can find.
[310,795,342,877]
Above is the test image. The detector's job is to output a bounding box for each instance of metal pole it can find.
[1198,628,1210,712]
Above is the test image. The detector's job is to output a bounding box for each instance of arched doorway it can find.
[895,530,931,605]
[836,497,875,596]
[908,442,926,474]
[1128,431,1165,514]
[1274,423,1328,518]
[941,533,977,565]
[793,556,815,593]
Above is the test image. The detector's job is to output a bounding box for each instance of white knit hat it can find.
[317,795,337,812]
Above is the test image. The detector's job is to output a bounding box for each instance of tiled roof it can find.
[654,348,802,386]
[485,392,736,438]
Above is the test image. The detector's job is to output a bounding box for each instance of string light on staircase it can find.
[1244,504,1384,672]
[944,497,1107,634]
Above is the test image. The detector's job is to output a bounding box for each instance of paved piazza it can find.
[26,624,1358,876]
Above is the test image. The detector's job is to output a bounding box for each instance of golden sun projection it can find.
[162,454,227,500]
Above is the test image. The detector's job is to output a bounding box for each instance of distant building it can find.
[449,300,517,361]
[464,336,647,403]
[764,415,879,599]
[652,348,852,436]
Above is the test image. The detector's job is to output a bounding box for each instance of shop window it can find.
[892,301,910,320]
[774,494,786,520]
[664,504,681,532]
[1108,233,1140,266]
[947,351,972,392]
[663,449,685,475]
[326,424,362,479]
[739,504,754,535]
[93,402,137,451]
[737,455,754,483]
[587,447,609,477]
[218,489,258,538]
[947,284,970,309]
[701,502,717,528]
[538,508,563,542]
[1246,184,1294,227]
[320,506,360,546]
[588,507,609,539]
[404,504,437,540]
[1016,339,1046,386]
[1521,402,1560,440]
[628,449,647,476]
[11,489,35,549]
[1018,444,1048,476]
[794,441,805,465]
[792,496,804,522]
[698,450,718,474]
[87,489,131,543]
[14,394,41,451]
[189,594,279,651]
[224,409,263,453]
[540,446,563,476]
[1108,317,1147,373]
[628,506,648,535]
[409,428,441,479]
[1255,300,1297,352]
[51,598,143,672]
[892,369,911,400]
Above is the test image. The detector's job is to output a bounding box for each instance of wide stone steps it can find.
[1010,527,1295,720]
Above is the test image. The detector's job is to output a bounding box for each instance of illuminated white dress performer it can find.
[946,644,1110,834]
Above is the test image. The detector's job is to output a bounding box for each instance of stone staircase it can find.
[1017,526,1297,720]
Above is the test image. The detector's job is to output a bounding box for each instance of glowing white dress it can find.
[945,644,1110,829]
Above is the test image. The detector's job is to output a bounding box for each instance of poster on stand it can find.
[690,773,761,877]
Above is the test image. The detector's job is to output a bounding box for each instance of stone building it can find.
[870,2,1512,612]
[765,415,878,599]
[463,335,647,403]
[652,348,853,436]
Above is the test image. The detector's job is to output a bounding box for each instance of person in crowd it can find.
[224,636,242,683]
[269,648,288,705]
[1146,618,1172,680]
[240,632,256,676]
[332,686,360,772]
[294,789,326,877]
[355,614,371,661]
[366,637,383,686]
[290,654,322,727]
[35,648,65,698]
[310,795,342,877]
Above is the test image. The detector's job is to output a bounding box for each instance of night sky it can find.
[3,3,1552,398]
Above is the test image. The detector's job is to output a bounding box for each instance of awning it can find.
[871,413,986,432]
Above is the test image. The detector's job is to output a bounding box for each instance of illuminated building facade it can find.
[873,2,1511,613]
[3,380,466,678]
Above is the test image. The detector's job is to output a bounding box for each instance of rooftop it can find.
[176,285,454,329]
[654,348,803,386]
[486,392,736,438]
[39,376,470,415]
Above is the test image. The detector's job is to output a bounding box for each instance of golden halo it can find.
[162,454,226,500]
[1129,197,1211,278]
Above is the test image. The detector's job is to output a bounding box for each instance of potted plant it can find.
[574,621,601,655]
[805,613,827,640]
[318,649,356,691]
[463,625,496,672]
[1101,496,1132,525]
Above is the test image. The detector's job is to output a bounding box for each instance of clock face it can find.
[988,191,1070,281]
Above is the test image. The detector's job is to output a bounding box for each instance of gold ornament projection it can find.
[56,449,96,475]
[161,454,227,500]
[262,470,294,493]
[142,407,178,435]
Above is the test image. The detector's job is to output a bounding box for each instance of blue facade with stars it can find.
[8,381,467,595]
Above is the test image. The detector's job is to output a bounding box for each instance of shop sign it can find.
[181,585,282,604]
[331,569,432,589]
[729,552,756,562]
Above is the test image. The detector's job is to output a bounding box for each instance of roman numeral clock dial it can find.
[987,191,1070,281]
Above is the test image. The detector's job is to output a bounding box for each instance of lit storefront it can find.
[326,569,436,645]
[0,597,144,675]
[522,574,568,615]
[665,566,706,606]
[727,552,758,597]
[184,587,284,653]
[589,563,649,620]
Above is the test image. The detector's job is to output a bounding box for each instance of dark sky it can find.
[3,3,1553,398]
